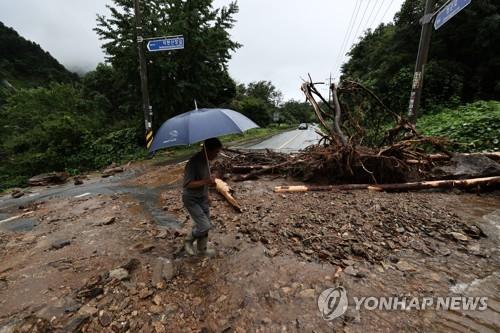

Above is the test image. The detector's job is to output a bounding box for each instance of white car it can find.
[298,123,308,130]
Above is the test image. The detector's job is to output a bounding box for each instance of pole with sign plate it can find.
[133,0,185,149]
[407,0,473,123]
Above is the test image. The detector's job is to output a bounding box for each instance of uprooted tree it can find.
[214,77,500,191]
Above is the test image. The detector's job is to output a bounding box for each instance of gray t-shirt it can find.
[182,151,209,199]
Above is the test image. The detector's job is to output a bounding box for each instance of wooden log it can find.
[368,176,500,192]
[215,178,242,212]
[274,184,371,193]
[427,152,500,162]
[274,176,500,193]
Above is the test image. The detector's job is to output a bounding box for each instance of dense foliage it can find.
[341,0,500,113]
[95,0,241,128]
[417,100,500,152]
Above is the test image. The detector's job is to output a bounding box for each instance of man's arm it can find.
[185,176,215,189]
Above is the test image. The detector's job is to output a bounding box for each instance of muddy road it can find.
[0,159,499,332]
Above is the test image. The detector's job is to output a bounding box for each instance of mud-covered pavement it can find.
[0,160,499,332]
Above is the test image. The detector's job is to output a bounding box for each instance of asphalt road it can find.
[243,125,322,153]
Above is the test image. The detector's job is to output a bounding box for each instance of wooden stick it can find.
[215,178,242,212]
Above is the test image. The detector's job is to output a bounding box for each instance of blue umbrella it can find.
[150,108,259,152]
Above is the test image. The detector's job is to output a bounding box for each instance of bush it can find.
[417,101,500,152]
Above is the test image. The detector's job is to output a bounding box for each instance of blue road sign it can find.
[434,0,471,30]
[147,36,184,52]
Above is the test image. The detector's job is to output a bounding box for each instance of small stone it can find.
[216,295,227,303]
[139,288,153,299]
[51,239,71,250]
[299,289,315,299]
[103,217,116,225]
[152,322,166,333]
[193,297,202,306]
[99,310,113,327]
[149,305,162,314]
[281,287,292,294]
[450,232,468,241]
[78,305,98,316]
[164,303,179,316]
[344,266,357,276]
[397,227,405,233]
[153,295,162,306]
[109,268,129,281]
[396,260,415,272]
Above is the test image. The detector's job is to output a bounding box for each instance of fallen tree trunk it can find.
[368,176,500,192]
[215,178,242,212]
[274,184,371,193]
[427,152,500,162]
[274,176,500,193]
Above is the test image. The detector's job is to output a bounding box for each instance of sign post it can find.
[407,0,472,123]
[434,0,472,30]
[147,36,185,52]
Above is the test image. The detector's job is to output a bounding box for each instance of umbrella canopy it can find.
[149,108,259,152]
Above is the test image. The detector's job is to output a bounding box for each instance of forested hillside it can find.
[341,0,500,112]
[0,22,77,89]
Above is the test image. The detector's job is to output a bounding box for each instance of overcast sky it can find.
[0,0,404,100]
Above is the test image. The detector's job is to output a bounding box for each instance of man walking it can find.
[182,138,222,256]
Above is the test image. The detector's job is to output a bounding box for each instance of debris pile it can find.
[215,79,500,191]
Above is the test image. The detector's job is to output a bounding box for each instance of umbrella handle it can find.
[203,144,212,178]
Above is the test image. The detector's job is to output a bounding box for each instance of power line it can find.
[381,0,396,23]
[367,0,387,31]
[359,0,380,37]
[335,0,362,75]
[349,0,373,52]
[335,0,361,69]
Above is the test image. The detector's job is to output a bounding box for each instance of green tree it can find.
[279,100,313,124]
[94,0,241,128]
[341,0,500,114]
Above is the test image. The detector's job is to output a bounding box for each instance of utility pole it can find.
[326,73,333,104]
[407,0,436,123]
[133,0,154,149]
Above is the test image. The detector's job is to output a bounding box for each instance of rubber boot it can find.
[184,233,196,256]
[197,235,216,257]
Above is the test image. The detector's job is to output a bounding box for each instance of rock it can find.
[153,295,162,306]
[152,322,166,333]
[281,287,292,294]
[298,289,316,299]
[11,189,24,198]
[193,297,202,306]
[74,177,84,186]
[78,304,98,316]
[64,315,90,332]
[51,239,71,250]
[121,258,140,272]
[431,155,500,179]
[109,268,129,281]
[344,266,357,276]
[450,232,468,241]
[139,288,153,299]
[99,310,113,327]
[151,257,177,286]
[28,172,69,186]
[396,260,415,272]
[102,166,124,178]
[149,305,163,314]
[99,217,116,226]
[164,303,179,316]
